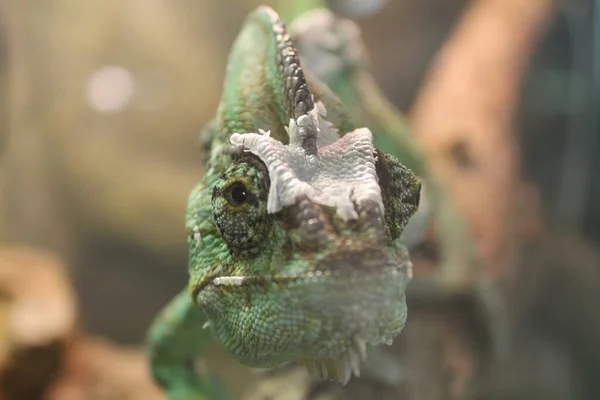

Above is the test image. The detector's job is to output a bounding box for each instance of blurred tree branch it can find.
[410,0,554,281]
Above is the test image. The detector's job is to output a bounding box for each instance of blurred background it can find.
[0,0,597,399]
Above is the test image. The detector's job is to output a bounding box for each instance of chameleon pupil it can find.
[229,182,248,205]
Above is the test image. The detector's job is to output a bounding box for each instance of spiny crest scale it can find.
[257,5,320,154]
[231,7,384,222]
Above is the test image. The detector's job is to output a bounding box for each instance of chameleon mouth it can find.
[301,332,369,385]
[201,262,410,385]
[208,263,407,288]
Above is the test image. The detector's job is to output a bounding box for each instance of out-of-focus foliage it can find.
[2,0,271,342]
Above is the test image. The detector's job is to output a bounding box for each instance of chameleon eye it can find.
[211,159,271,254]
[227,182,248,206]
[374,149,421,241]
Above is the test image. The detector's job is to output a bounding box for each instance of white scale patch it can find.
[192,225,202,246]
[230,101,383,221]
[213,276,247,286]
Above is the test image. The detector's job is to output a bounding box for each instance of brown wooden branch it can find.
[0,246,164,400]
[410,0,554,281]
[0,246,77,399]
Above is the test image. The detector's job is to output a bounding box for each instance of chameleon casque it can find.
[146,5,421,399]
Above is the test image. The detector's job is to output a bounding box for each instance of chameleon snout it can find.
[283,195,387,253]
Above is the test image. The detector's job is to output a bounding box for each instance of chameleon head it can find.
[189,116,420,385]
[187,6,421,386]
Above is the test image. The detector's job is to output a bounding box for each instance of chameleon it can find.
[146,5,421,400]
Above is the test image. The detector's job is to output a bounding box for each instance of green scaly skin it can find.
[146,6,421,400]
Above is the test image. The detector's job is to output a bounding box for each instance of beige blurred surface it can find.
[2,0,267,342]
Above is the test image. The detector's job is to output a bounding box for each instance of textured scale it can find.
[146,6,421,399]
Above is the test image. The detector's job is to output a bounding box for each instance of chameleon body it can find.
[146,6,420,399]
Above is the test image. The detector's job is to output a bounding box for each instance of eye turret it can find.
[374,149,421,242]
[211,157,272,254]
